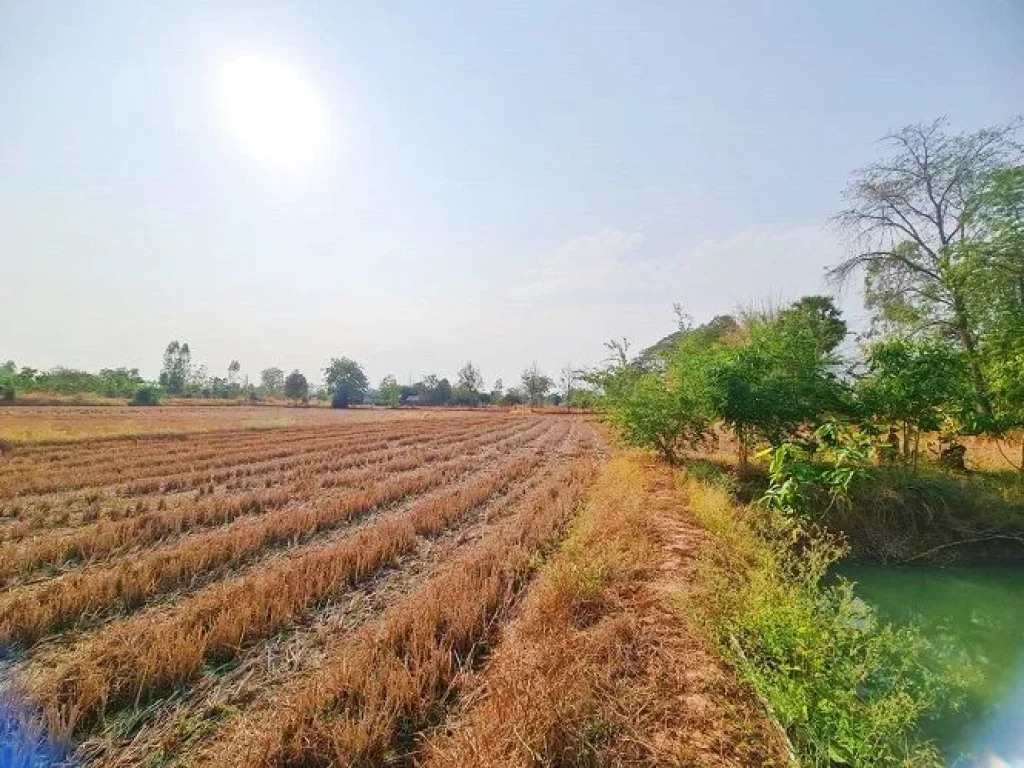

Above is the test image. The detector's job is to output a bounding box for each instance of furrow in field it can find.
[0,417,511,541]
[0,415,496,496]
[0,417,491,498]
[201,446,598,767]
[17,421,572,739]
[0,425,379,494]
[0,419,525,577]
[0,420,550,647]
[81,442,575,768]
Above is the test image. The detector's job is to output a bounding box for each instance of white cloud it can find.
[515,222,850,315]
[513,227,646,300]
[480,222,864,381]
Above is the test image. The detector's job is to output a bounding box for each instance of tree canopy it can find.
[324,357,368,409]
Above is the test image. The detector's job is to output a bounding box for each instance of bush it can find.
[0,386,14,402]
[130,386,161,406]
[686,473,957,767]
[331,389,350,409]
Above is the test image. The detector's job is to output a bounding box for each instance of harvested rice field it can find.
[0,407,782,766]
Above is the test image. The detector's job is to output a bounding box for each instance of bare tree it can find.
[560,363,575,410]
[604,337,631,367]
[829,117,1022,412]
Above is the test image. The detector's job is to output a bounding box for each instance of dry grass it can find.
[0,419,519,580]
[0,411,793,767]
[0,411,603,759]
[0,421,548,647]
[0,403,471,446]
[421,452,786,767]
[205,457,597,767]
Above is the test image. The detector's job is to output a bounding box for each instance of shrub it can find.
[129,386,161,406]
[0,386,14,402]
[686,473,957,767]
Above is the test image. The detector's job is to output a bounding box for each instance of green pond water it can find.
[836,561,1024,767]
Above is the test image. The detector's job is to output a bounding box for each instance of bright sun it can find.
[217,54,326,170]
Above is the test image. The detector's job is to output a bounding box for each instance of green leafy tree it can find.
[97,368,146,397]
[159,341,192,395]
[130,386,162,406]
[502,387,525,406]
[606,369,715,464]
[761,422,874,520]
[324,357,368,409]
[857,336,972,467]
[378,374,401,407]
[0,362,16,401]
[456,361,483,393]
[959,165,1024,464]
[284,370,309,404]
[711,297,849,471]
[432,377,453,406]
[454,361,484,406]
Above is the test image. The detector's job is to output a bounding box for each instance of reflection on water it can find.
[837,562,1024,767]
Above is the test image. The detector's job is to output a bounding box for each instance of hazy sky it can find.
[1,1,1022,389]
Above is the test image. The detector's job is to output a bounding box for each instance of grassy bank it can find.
[681,463,958,767]
[837,466,1024,563]
[688,451,1024,564]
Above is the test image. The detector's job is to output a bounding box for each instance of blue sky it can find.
[1,1,1021,389]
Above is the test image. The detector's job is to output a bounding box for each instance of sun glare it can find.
[217,54,326,171]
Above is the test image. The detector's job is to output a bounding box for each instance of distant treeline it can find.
[1,348,596,410]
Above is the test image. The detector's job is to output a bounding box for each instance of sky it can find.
[1,1,1022,390]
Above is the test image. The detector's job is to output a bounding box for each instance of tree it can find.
[559,364,576,410]
[456,361,484,393]
[857,337,971,468]
[606,361,716,465]
[130,386,161,406]
[97,367,146,397]
[432,377,453,406]
[502,387,525,406]
[159,341,192,395]
[491,378,504,402]
[260,367,285,396]
[521,363,552,406]
[378,375,401,407]
[960,165,1024,452]
[710,297,850,471]
[454,362,484,407]
[284,370,309,404]
[227,360,241,386]
[830,117,1022,415]
[324,357,368,409]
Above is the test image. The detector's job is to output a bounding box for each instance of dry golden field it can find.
[0,408,605,765]
[0,404,474,446]
[0,406,791,767]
